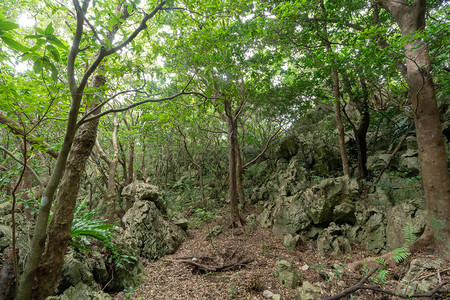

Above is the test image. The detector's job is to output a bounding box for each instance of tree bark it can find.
[224,100,244,227]
[33,74,105,299]
[320,0,350,176]
[379,0,450,256]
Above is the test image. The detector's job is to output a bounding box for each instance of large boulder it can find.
[303,176,359,225]
[122,181,166,214]
[272,195,310,235]
[123,200,187,261]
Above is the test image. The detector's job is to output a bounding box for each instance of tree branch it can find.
[0,146,44,190]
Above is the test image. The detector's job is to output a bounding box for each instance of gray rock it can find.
[385,202,427,250]
[272,294,281,300]
[276,135,299,160]
[303,176,359,225]
[171,212,189,231]
[91,251,109,285]
[316,223,352,257]
[123,200,187,261]
[272,195,310,235]
[122,181,166,214]
[47,282,112,300]
[58,250,96,293]
[263,290,274,298]
[274,260,301,289]
[294,281,322,300]
[397,258,444,295]
[283,234,300,248]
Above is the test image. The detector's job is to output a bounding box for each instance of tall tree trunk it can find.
[321,0,350,176]
[224,100,244,227]
[105,113,119,223]
[33,74,105,299]
[379,0,450,256]
[236,142,245,204]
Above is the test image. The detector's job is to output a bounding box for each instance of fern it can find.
[375,257,387,266]
[70,199,117,254]
[376,269,390,284]
[403,222,417,246]
[391,247,410,263]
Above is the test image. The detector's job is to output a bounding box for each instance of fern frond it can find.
[376,269,390,284]
[391,247,410,263]
[403,222,417,245]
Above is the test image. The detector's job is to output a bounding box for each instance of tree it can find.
[377,0,450,256]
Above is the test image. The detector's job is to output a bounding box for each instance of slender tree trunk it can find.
[224,100,244,227]
[140,141,146,181]
[33,74,105,299]
[321,0,350,176]
[105,113,119,223]
[236,143,245,204]
[379,0,450,256]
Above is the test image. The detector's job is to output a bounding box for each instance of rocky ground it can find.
[113,214,450,300]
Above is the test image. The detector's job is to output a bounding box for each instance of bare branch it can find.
[0,146,44,189]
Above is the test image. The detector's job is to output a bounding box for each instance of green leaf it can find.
[33,58,43,73]
[0,35,29,52]
[45,22,54,35]
[127,5,133,15]
[0,20,19,31]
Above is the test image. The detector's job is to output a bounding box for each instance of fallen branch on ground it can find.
[323,267,449,299]
[178,258,253,272]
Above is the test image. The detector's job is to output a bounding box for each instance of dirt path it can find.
[114,218,448,300]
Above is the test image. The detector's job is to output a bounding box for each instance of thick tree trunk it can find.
[33,74,105,299]
[379,0,450,255]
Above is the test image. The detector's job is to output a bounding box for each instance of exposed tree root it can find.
[177,257,253,273]
[323,267,449,299]
[347,225,435,272]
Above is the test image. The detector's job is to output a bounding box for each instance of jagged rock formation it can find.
[122,182,187,261]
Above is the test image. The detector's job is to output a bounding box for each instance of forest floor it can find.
[114,212,449,300]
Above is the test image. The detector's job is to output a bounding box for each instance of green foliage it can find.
[70,199,116,254]
[391,248,411,264]
[403,222,417,246]
[376,269,390,284]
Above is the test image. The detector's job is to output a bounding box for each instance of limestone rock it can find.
[385,202,427,250]
[123,200,187,261]
[274,260,301,289]
[171,212,189,231]
[304,176,359,225]
[91,251,109,285]
[294,281,322,300]
[272,195,310,235]
[58,250,96,293]
[316,223,352,257]
[263,290,274,298]
[276,135,299,160]
[47,282,112,300]
[122,181,166,214]
[397,258,444,295]
[283,234,300,248]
